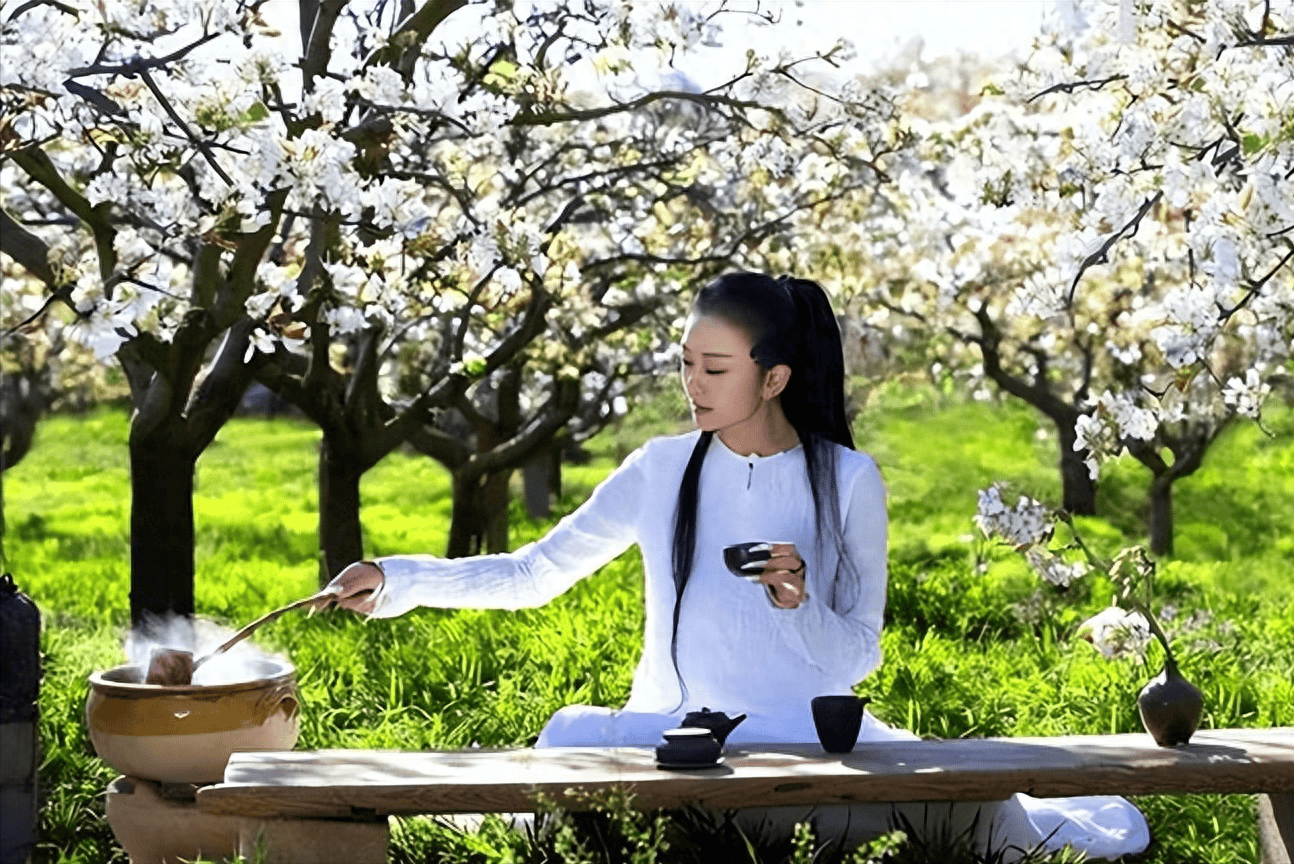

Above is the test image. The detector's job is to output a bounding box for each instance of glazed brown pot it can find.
[86,658,299,784]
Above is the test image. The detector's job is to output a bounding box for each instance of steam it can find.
[127,612,290,685]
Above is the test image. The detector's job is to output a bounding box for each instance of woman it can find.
[325,272,1149,859]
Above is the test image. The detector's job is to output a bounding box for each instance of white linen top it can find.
[370,429,888,737]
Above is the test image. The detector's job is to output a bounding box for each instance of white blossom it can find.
[1025,548,1090,589]
[1077,606,1152,660]
[243,327,276,362]
[1221,368,1270,419]
[974,485,1053,548]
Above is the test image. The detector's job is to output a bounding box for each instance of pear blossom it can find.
[243,328,276,362]
[1221,369,1271,419]
[974,485,1053,549]
[1025,548,1090,589]
[1077,606,1153,661]
[836,0,1293,535]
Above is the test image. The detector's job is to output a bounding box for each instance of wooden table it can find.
[196,727,1294,863]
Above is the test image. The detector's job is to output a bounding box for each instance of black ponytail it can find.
[667,272,860,706]
[667,429,713,704]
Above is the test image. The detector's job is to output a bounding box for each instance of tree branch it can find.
[138,68,234,187]
[10,146,117,282]
[301,0,346,93]
[187,317,262,454]
[463,379,579,478]
[362,0,469,79]
[973,305,1079,426]
[0,207,58,287]
[65,30,221,78]
[406,423,471,468]
[6,0,78,22]
[1217,244,1294,319]
[1066,191,1162,307]
[217,188,289,327]
[511,90,767,127]
[1028,75,1127,103]
[346,325,384,428]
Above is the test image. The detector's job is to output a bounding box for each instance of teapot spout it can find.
[717,713,747,745]
[681,707,746,746]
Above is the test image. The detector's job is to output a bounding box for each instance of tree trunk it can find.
[445,466,513,557]
[129,432,196,629]
[1057,421,1098,516]
[523,447,553,519]
[482,467,511,553]
[1148,474,1174,557]
[447,471,480,557]
[318,434,364,584]
[549,443,562,499]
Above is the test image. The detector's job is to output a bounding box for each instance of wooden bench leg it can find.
[237,817,388,864]
[1259,793,1293,864]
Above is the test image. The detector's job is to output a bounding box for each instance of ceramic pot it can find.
[86,658,299,783]
[1137,659,1203,747]
[655,727,722,766]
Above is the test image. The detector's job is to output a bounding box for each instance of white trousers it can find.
[536,705,1151,862]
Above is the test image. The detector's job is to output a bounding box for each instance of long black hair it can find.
[669,272,857,702]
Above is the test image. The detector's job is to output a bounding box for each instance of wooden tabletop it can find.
[197,726,1294,820]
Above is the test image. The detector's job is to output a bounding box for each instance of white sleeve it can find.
[769,455,888,683]
[366,445,648,618]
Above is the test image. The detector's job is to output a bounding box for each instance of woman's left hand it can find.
[759,543,808,609]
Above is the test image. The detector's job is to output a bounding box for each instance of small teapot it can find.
[680,707,746,746]
[655,727,722,767]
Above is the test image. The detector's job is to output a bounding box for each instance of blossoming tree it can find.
[844,0,1292,552]
[0,0,905,619]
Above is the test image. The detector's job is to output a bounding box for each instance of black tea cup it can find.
[722,542,773,580]
[811,695,869,754]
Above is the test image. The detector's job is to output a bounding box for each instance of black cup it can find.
[723,542,773,579]
[811,695,869,754]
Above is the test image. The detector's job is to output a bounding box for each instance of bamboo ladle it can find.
[143,586,365,686]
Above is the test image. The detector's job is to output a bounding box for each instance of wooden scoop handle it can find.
[191,588,344,672]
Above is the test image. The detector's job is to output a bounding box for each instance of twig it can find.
[137,69,233,186]
[1164,18,1206,44]
[1066,191,1163,307]
[6,0,78,23]
[1232,35,1294,47]
[65,31,222,78]
[1029,75,1127,103]
[1216,245,1294,319]
[510,90,769,128]
[1,287,73,341]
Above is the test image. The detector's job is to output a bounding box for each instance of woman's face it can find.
[679,312,771,433]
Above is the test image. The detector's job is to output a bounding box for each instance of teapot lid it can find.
[685,706,726,717]
[662,727,715,741]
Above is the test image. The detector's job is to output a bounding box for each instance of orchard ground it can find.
[7,382,1293,863]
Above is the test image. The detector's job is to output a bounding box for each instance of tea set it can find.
[651,543,873,770]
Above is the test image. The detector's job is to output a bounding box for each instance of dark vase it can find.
[1137,657,1204,747]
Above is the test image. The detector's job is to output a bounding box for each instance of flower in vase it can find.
[1077,605,1153,660]
[972,486,1205,746]
[1025,548,1090,589]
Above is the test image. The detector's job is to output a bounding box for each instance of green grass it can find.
[5,386,1292,863]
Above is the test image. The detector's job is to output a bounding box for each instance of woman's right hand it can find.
[322,561,385,615]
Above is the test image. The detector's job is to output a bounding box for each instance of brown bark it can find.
[1057,422,1098,516]
[1125,419,1226,556]
[319,434,365,581]
[972,308,1097,516]
[128,427,196,628]
[1148,475,1174,557]
[446,472,480,557]
[523,445,556,519]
